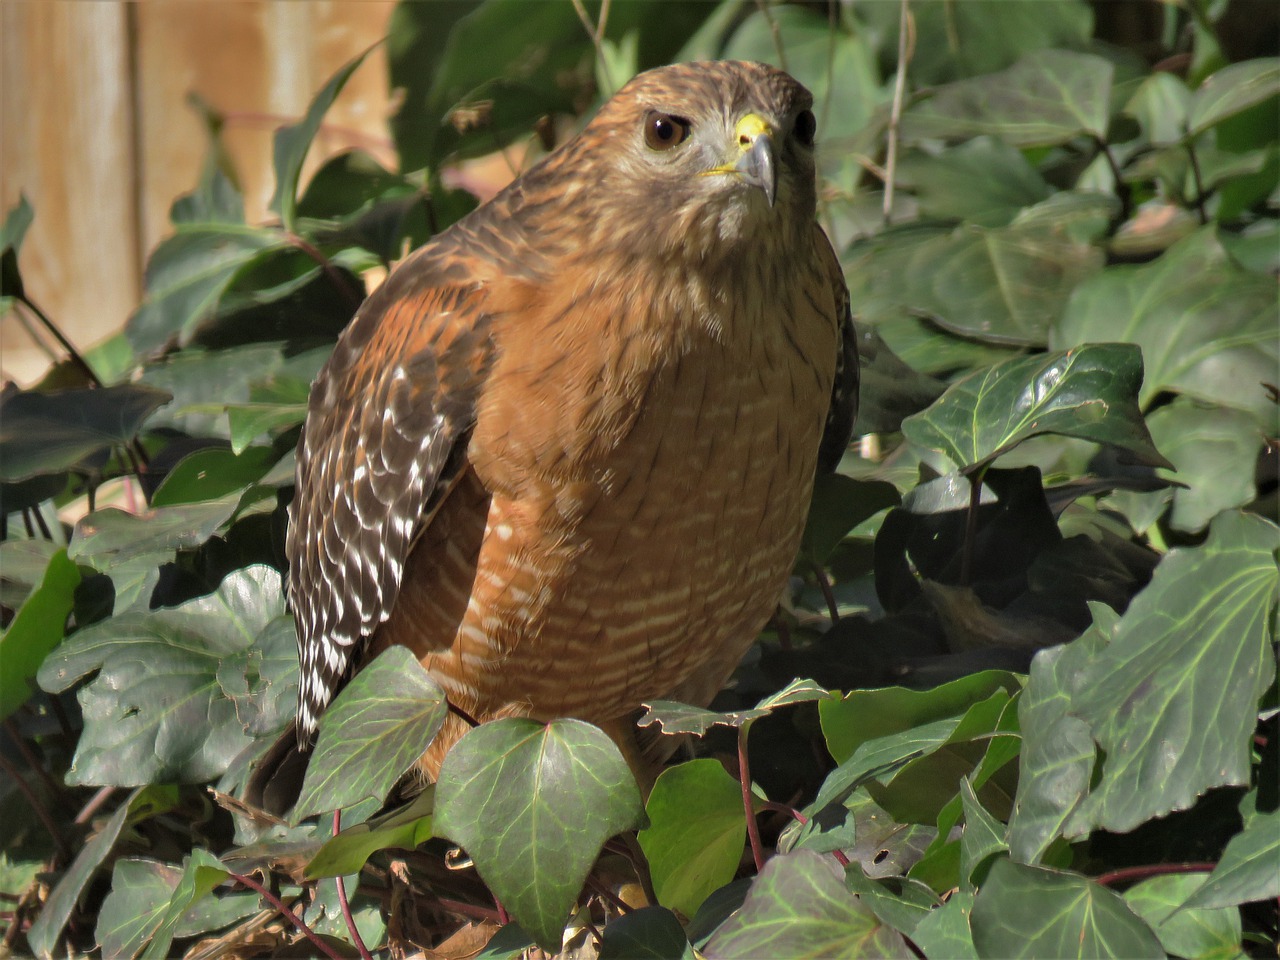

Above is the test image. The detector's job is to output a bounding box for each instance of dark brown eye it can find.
[644,112,692,151]
[794,109,816,146]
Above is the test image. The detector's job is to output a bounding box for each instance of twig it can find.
[15,296,102,387]
[1095,862,1217,888]
[585,874,633,916]
[333,810,374,960]
[1093,136,1132,220]
[883,0,913,225]
[813,563,840,624]
[74,787,118,826]
[738,726,765,873]
[3,718,71,818]
[755,0,788,73]
[435,896,501,924]
[447,698,482,729]
[570,0,613,95]
[0,751,68,858]
[285,233,364,310]
[225,870,345,960]
[960,466,985,586]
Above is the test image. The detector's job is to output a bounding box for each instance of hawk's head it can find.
[546,60,819,258]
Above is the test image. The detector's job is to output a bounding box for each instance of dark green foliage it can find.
[2,1,1277,957]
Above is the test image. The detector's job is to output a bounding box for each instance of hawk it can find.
[247,60,858,813]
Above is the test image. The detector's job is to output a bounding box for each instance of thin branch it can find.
[0,750,68,858]
[1093,136,1132,220]
[285,233,364,310]
[883,0,914,225]
[434,896,501,924]
[755,0,788,73]
[333,810,374,960]
[3,718,71,816]
[15,296,102,387]
[585,874,633,916]
[1095,862,1217,888]
[225,870,346,960]
[1185,140,1209,224]
[960,466,986,586]
[74,786,118,826]
[738,726,765,873]
[813,563,840,624]
[570,0,613,96]
[447,698,482,729]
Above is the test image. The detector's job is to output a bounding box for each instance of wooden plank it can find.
[1,1,138,384]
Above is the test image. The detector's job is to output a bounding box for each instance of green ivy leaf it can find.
[1180,790,1280,911]
[638,760,747,919]
[68,496,241,612]
[911,890,978,959]
[843,222,1102,348]
[1054,228,1279,422]
[704,851,908,958]
[959,777,1008,889]
[434,718,644,951]
[897,137,1052,227]
[1188,57,1280,135]
[294,647,447,820]
[597,906,695,960]
[0,549,79,721]
[126,224,284,355]
[270,48,377,232]
[139,849,231,960]
[1124,874,1243,960]
[1007,616,1109,864]
[901,344,1170,473]
[903,50,1114,146]
[799,475,900,568]
[306,788,435,879]
[151,446,278,507]
[0,384,172,482]
[970,859,1163,959]
[38,566,296,786]
[819,670,1021,764]
[1065,512,1279,836]
[638,701,768,735]
[26,786,178,958]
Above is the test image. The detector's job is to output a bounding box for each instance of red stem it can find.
[226,871,344,960]
[738,726,766,873]
[333,810,374,960]
[1095,862,1217,888]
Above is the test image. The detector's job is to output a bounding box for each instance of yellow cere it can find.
[735,113,774,148]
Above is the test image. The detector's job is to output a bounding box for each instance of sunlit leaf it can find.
[435,718,644,951]
[902,344,1170,473]
[1188,57,1280,135]
[294,647,446,820]
[0,549,79,721]
[1124,874,1242,960]
[1065,512,1279,836]
[971,859,1163,958]
[38,566,296,786]
[704,851,908,958]
[1181,790,1280,911]
[639,760,746,918]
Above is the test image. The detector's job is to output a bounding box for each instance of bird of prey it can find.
[247,60,858,813]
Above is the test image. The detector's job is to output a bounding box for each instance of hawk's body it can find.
[250,61,857,806]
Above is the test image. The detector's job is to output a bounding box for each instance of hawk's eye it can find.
[644,112,692,151]
[794,109,816,146]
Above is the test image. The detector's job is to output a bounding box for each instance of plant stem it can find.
[1185,140,1209,224]
[883,0,913,225]
[74,787,118,826]
[285,233,364,310]
[813,562,840,624]
[332,810,374,960]
[16,296,102,387]
[1095,861,1217,887]
[1093,136,1132,221]
[960,465,986,586]
[225,870,345,960]
[738,725,766,873]
[0,750,68,858]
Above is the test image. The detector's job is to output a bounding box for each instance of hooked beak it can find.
[703,113,778,208]
[734,122,777,208]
